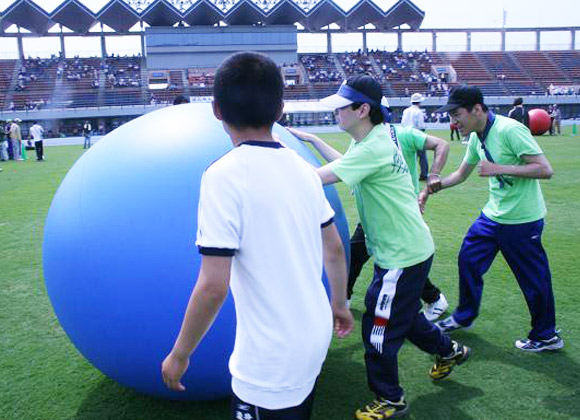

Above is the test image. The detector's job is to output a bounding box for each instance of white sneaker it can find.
[436,315,472,333]
[424,294,449,321]
[515,334,564,352]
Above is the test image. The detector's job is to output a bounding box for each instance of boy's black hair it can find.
[214,52,284,129]
[173,95,189,105]
[351,103,385,125]
[347,74,385,125]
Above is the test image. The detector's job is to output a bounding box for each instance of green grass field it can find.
[1,129,579,420]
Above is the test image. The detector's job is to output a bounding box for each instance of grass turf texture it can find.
[0,129,579,420]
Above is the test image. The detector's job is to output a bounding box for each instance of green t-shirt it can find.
[395,125,427,195]
[328,124,434,269]
[463,114,547,224]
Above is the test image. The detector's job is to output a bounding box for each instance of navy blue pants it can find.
[348,222,441,302]
[454,213,556,341]
[362,256,452,400]
[417,150,429,178]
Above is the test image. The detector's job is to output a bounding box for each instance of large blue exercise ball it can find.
[43,102,350,400]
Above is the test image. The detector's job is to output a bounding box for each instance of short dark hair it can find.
[347,74,385,125]
[465,102,489,112]
[214,52,284,129]
[173,95,189,105]
[513,97,523,106]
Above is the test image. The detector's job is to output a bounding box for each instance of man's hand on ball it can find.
[287,127,317,143]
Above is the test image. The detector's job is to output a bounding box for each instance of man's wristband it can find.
[427,173,440,178]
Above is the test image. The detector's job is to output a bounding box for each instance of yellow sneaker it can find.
[429,340,470,380]
[355,397,408,419]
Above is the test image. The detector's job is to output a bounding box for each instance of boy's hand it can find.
[478,160,501,177]
[426,174,442,193]
[332,305,354,338]
[418,189,429,214]
[161,352,189,392]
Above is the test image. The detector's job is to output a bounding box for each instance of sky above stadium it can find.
[0,0,578,56]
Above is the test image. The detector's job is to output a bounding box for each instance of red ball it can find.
[528,108,551,135]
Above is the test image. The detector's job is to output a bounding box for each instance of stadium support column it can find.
[101,23,107,59]
[140,21,145,57]
[466,32,471,52]
[362,27,367,53]
[572,30,576,50]
[327,28,332,54]
[17,27,24,61]
[501,30,506,51]
[59,25,66,59]
[432,32,437,52]
[536,30,541,51]
[397,30,402,51]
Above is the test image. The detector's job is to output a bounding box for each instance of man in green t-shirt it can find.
[291,75,470,420]
[288,123,451,321]
[423,86,562,353]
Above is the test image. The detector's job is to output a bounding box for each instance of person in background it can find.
[29,121,45,161]
[551,104,561,135]
[83,121,92,149]
[508,97,530,128]
[4,120,13,160]
[10,118,23,161]
[547,105,555,136]
[450,121,460,141]
[401,93,428,180]
[0,120,8,162]
[173,94,190,105]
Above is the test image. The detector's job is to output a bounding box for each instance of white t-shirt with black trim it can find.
[196,141,335,410]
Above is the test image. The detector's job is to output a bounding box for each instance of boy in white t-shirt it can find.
[162,52,354,420]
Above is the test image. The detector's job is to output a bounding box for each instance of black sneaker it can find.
[429,340,470,380]
[355,396,409,419]
[515,334,564,352]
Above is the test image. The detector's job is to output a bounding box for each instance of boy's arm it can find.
[287,127,343,163]
[162,255,231,391]
[321,223,354,338]
[439,160,476,189]
[418,161,475,212]
[423,134,450,193]
[317,165,341,185]
[478,154,553,179]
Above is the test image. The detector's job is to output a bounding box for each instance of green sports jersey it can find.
[395,125,427,195]
[328,124,434,269]
[463,114,547,224]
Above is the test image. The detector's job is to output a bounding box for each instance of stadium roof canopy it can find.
[0,0,424,34]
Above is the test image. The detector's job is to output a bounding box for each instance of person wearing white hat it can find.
[401,93,429,181]
[10,118,23,161]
